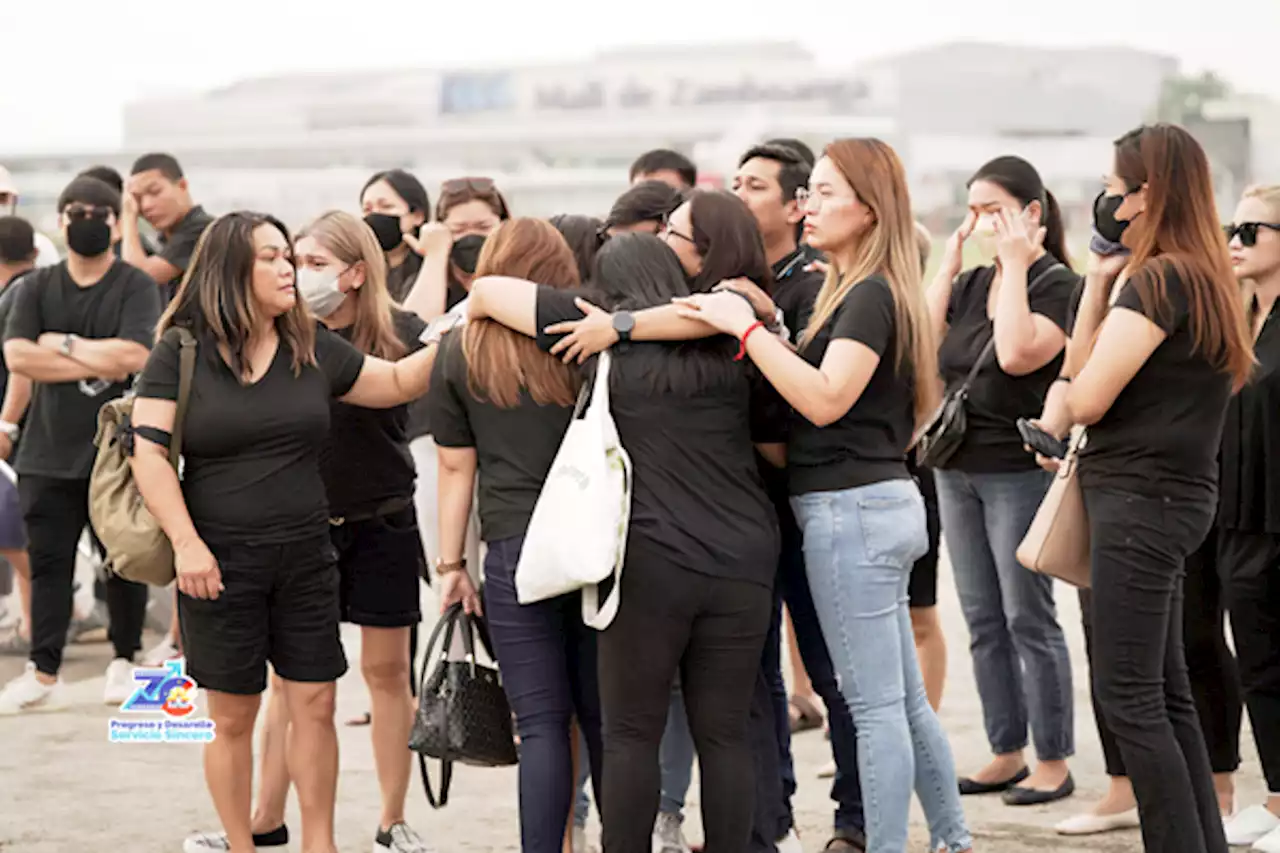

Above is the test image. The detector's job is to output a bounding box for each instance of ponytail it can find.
[1040,189,1071,268]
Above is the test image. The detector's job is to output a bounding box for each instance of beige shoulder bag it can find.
[1017,428,1091,588]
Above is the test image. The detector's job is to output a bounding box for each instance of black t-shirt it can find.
[321,309,426,518]
[0,271,35,407]
[401,260,469,442]
[427,329,576,543]
[938,256,1078,472]
[1219,298,1280,533]
[788,276,913,495]
[772,248,824,339]
[136,324,366,546]
[4,262,161,479]
[158,205,214,303]
[535,288,780,587]
[1079,265,1232,498]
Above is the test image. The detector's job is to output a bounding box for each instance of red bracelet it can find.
[735,321,766,361]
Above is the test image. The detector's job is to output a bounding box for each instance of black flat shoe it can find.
[958,766,1030,795]
[824,829,867,852]
[1002,773,1076,806]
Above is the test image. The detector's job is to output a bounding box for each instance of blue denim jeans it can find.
[483,536,604,853]
[793,479,971,853]
[933,468,1074,760]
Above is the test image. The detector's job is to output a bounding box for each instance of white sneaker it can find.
[1228,805,1280,846]
[1054,808,1141,836]
[1254,825,1280,852]
[652,812,690,853]
[374,821,433,853]
[0,661,67,715]
[104,657,135,706]
[776,828,803,853]
[183,825,289,852]
[142,633,181,667]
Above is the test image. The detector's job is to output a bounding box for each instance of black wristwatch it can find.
[612,310,636,343]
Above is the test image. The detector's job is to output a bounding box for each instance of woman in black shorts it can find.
[129,211,441,853]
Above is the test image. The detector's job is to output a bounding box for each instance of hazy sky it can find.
[0,0,1263,155]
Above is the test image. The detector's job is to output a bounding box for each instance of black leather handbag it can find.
[409,603,518,808]
[917,263,1065,469]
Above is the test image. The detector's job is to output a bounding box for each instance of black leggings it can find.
[1080,526,1242,777]
[598,555,771,853]
[1219,529,1280,792]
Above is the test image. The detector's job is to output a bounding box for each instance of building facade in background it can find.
[4,42,1181,237]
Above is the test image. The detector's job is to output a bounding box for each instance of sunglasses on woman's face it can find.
[1224,222,1280,247]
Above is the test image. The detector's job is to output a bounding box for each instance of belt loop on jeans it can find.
[328,495,412,527]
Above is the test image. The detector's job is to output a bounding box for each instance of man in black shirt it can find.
[731,143,867,852]
[0,176,162,716]
[121,152,214,303]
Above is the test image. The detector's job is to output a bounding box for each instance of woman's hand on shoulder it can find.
[544,298,616,364]
[672,291,756,336]
[713,278,776,325]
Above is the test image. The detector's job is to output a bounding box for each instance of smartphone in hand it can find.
[1016,418,1067,460]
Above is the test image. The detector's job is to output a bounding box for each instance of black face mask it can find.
[450,234,487,275]
[66,218,113,257]
[1093,191,1132,245]
[364,213,404,253]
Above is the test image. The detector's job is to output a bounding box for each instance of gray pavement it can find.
[0,558,1263,852]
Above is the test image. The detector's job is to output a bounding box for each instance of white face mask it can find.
[296,267,347,318]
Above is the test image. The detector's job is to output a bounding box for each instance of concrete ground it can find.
[0,558,1263,852]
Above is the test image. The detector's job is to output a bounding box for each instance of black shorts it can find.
[330,504,425,628]
[179,536,347,696]
[908,462,941,609]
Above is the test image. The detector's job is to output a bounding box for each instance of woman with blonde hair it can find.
[678,138,971,852]
[1219,183,1280,852]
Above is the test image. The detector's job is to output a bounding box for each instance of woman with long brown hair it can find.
[128,211,441,853]
[675,138,972,853]
[1064,124,1251,853]
[426,218,598,852]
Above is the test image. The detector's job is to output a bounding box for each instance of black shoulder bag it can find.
[917,263,1065,469]
[409,602,518,808]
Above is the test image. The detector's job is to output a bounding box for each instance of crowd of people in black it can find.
[0,122,1276,853]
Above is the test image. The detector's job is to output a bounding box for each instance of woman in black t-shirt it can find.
[1218,184,1280,850]
[676,139,972,853]
[468,232,781,853]
[1065,125,1253,853]
[129,211,442,853]
[427,219,601,853]
[923,156,1079,804]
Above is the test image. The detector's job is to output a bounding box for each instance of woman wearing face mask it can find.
[360,170,434,304]
[1218,185,1280,852]
[922,156,1079,805]
[436,177,511,295]
[1064,124,1251,853]
[129,211,443,853]
[184,210,433,853]
[671,139,972,853]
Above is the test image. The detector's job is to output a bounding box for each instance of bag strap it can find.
[960,262,1067,396]
[572,350,613,420]
[417,752,454,809]
[168,327,198,473]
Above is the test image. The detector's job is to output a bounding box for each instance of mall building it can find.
[4,41,1176,234]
